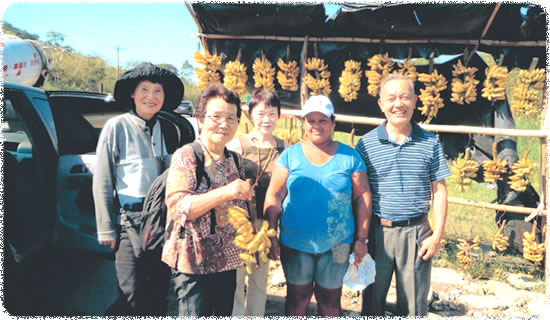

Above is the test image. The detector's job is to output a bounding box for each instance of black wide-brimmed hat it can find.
[114,62,184,112]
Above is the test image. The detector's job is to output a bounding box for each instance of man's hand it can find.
[99,240,117,250]
[418,235,439,261]
[352,240,368,265]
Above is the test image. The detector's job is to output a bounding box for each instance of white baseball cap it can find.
[302,95,334,118]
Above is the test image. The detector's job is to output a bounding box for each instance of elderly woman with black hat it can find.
[92,62,184,316]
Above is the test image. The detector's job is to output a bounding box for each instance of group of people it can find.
[93,62,450,317]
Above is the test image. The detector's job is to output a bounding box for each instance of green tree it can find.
[45,31,65,46]
[180,60,201,104]
[180,60,195,81]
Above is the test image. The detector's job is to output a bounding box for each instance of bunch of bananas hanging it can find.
[228,206,277,274]
[508,149,537,192]
[252,56,275,90]
[482,142,508,184]
[278,117,302,145]
[338,59,362,102]
[522,228,545,266]
[223,60,248,96]
[510,68,546,116]
[492,220,509,251]
[450,60,480,105]
[304,57,331,96]
[277,58,300,91]
[394,58,418,82]
[449,148,479,192]
[481,64,508,102]
[456,233,481,269]
[417,69,448,123]
[194,51,222,89]
[365,53,394,97]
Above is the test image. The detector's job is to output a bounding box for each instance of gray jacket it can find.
[92,112,170,242]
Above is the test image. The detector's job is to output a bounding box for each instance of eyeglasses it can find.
[204,113,239,125]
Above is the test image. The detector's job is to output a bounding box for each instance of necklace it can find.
[250,134,275,188]
[199,138,224,165]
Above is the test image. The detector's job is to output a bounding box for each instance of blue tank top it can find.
[276,142,366,254]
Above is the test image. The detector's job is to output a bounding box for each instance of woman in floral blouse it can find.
[161,83,253,316]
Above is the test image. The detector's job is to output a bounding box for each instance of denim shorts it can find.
[280,243,350,289]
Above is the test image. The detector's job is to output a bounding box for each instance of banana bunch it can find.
[228,206,277,274]
[482,142,508,184]
[278,118,302,145]
[456,250,473,268]
[456,235,480,269]
[508,149,537,192]
[417,69,448,123]
[338,59,362,102]
[228,206,254,249]
[394,58,418,82]
[529,68,546,90]
[304,57,331,96]
[450,60,480,105]
[194,51,222,89]
[510,68,545,116]
[223,60,248,96]
[481,64,508,102]
[492,220,509,251]
[277,58,300,91]
[522,229,545,266]
[365,53,394,97]
[449,148,479,192]
[252,56,275,90]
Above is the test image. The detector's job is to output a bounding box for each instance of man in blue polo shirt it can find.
[356,73,450,316]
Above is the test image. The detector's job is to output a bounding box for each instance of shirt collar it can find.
[376,120,422,144]
[128,110,158,129]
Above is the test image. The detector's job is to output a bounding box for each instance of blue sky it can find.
[2,1,340,72]
[2,1,201,70]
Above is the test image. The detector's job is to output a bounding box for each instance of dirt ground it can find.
[261,260,544,317]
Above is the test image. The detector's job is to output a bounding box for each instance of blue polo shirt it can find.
[355,121,450,222]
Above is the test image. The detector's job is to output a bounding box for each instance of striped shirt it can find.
[356,121,450,221]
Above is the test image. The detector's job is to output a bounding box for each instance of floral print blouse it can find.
[161,142,246,274]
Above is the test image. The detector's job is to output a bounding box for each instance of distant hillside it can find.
[2,21,40,41]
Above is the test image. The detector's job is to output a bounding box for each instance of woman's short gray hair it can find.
[379,73,415,96]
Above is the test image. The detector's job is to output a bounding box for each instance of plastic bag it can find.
[343,253,376,291]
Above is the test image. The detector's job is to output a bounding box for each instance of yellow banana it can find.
[481,64,508,102]
[450,148,479,192]
[239,252,257,264]
[339,59,362,102]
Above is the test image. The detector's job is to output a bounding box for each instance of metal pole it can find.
[115,45,127,79]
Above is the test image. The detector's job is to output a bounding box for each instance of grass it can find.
[235,95,546,288]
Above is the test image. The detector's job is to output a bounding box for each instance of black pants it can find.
[106,224,171,316]
[172,269,236,316]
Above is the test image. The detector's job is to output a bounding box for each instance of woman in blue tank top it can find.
[263,95,372,316]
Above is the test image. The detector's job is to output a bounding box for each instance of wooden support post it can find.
[529,57,539,71]
[185,3,208,53]
[448,196,547,215]
[299,36,309,108]
[429,51,435,73]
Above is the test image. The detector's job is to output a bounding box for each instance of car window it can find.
[49,95,123,155]
[32,97,58,146]
[2,98,33,157]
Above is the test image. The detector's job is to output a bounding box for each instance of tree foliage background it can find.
[3,22,201,105]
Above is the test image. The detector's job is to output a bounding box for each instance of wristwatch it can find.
[354,236,369,244]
